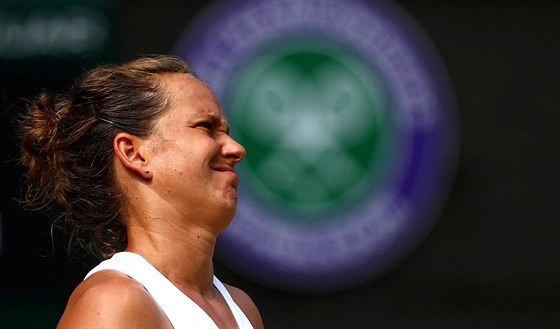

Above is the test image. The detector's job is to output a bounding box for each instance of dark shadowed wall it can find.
[1,1,558,328]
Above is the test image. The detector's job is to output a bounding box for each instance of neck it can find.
[124,218,218,294]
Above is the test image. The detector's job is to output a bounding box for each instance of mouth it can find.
[213,166,240,187]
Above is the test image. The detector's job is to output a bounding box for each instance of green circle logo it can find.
[225,42,395,221]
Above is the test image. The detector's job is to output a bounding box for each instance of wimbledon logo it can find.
[174,0,457,293]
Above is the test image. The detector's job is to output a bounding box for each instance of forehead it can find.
[161,73,225,119]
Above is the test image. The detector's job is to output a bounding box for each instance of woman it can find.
[19,55,263,328]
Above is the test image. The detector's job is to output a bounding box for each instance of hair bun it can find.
[19,91,66,187]
[26,91,60,151]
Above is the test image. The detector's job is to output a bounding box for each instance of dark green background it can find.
[1,0,558,328]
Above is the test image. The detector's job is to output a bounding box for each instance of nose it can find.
[221,134,246,164]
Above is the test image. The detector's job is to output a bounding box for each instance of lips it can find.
[213,165,240,188]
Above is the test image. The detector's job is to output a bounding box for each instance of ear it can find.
[113,132,152,179]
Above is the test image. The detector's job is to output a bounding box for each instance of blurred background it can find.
[1,0,558,328]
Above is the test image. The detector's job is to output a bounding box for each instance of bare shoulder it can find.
[57,270,171,329]
[224,284,264,329]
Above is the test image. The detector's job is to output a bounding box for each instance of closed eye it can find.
[194,117,229,135]
[196,121,213,131]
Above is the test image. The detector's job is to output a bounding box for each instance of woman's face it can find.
[146,73,246,232]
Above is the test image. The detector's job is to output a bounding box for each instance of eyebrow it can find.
[198,112,231,134]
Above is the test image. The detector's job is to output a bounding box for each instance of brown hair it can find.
[19,55,197,260]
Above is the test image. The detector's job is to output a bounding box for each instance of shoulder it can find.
[57,270,172,329]
[224,284,264,329]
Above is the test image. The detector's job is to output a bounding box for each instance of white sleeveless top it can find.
[85,252,254,329]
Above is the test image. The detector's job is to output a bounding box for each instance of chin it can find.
[216,213,236,234]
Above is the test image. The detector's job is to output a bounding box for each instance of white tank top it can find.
[85,252,254,329]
